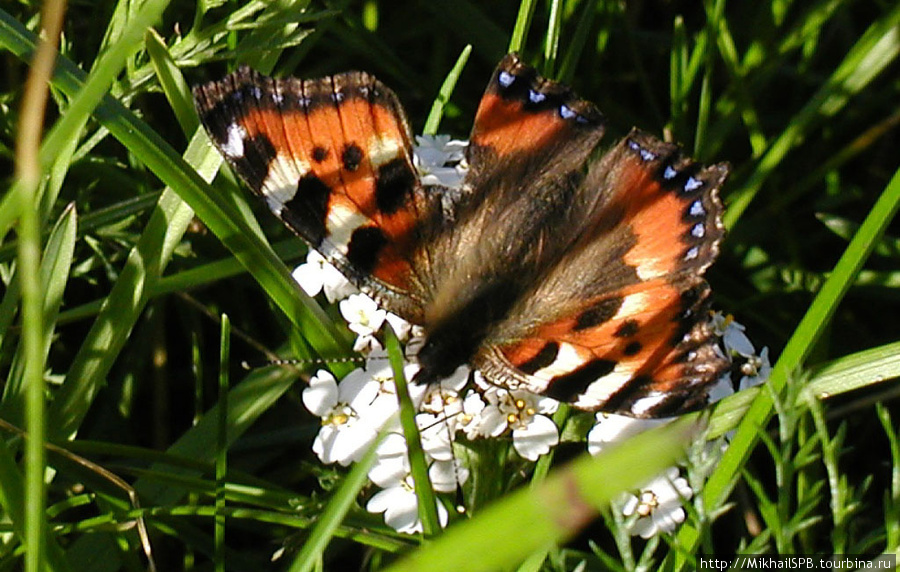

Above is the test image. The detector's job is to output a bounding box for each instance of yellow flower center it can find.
[636,490,659,517]
[322,404,354,427]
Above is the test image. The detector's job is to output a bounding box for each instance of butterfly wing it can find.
[193,67,443,321]
[439,56,729,417]
[471,125,729,416]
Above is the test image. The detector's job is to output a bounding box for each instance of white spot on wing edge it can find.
[532,343,588,382]
[572,362,640,409]
[222,123,247,158]
[630,393,669,416]
[260,153,311,206]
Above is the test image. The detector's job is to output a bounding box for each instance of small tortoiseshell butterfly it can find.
[193,53,729,418]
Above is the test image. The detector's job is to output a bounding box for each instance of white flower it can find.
[302,350,422,465]
[706,313,773,405]
[739,346,771,390]
[340,293,390,353]
[352,333,383,354]
[621,467,693,538]
[415,366,471,460]
[291,250,356,302]
[301,369,387,466]
[340,293,386,337]
[414,134,466,167]
[385,311,413,341]
[455,390,488,440]
[712,312,755,358]
[367,433,412,487]
[413,135,468,188]
[587,413,668,456]
[417,366,470,416]
[366,433,464,534]
[361,348,425,406]
[366,474,450,534]
[479,388,560,460]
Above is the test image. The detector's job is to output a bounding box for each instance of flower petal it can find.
[302,370,338,416]
[512,414,559,461]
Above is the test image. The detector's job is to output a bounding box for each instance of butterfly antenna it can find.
[241,355,365,371]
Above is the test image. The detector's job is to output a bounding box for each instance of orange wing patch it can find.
[489,277,725,416]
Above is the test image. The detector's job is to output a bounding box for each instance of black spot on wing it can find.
[575,297,623,331]
[624,341,642,356]
[281,174,331,245]
[235,134,277,193]
[517,342,560,375]
[342,143,364,172]
[614,319,640,338]
[375,158,416,214]
[545,359,617,402]
[312,146,329,163]
[346,226,387,275]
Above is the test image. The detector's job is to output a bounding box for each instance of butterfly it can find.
[192,53,729,418]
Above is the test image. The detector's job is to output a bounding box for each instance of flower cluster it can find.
[294,135,772,540]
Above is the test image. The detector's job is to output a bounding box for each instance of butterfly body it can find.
[193,54,729,417]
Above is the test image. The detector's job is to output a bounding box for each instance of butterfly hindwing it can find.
[474,129,729,416]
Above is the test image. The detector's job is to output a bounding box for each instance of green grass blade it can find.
[877,405,900,551]
[0,204,77,423]
[542,0,562,77]
[145,27,199,135]
[47,185,196,439]
[509,0,537,54]
[423,45,472,136]
[133,364,300,505]
[425,0,507,63]
[694,0,725,157]
[556,1,597,85]
[724,5,900,228]
[286,431,385,572]
[0,436,72,571]
[215,315,229,572]
[806,341,900,400]
[386,326,440,537]
[385,417,700,572]
[19,102,47,572]
[670,162,900,569]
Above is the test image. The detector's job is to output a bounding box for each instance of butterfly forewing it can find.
[194,66,437,320]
